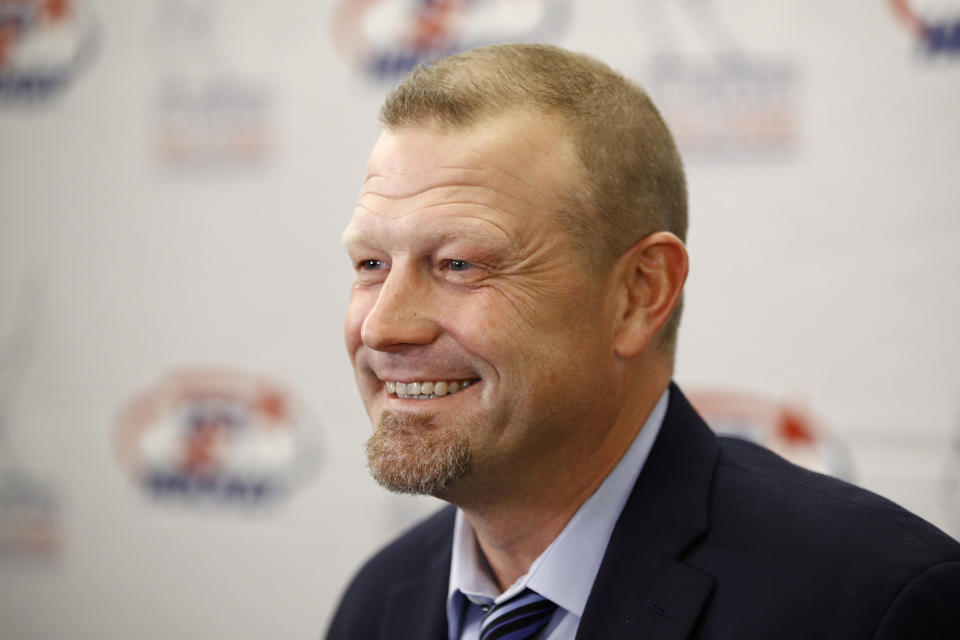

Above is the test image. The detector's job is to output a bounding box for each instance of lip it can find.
[376,373,478,382]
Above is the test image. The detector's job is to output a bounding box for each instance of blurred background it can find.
[1,1,958,638]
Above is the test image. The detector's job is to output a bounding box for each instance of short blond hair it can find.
[381,43,687,351]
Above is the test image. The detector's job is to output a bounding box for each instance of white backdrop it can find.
[1,1,959,638]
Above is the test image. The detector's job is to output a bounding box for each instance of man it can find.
[328,43,960,639]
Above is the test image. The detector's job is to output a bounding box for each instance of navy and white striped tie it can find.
[479,589,558,640]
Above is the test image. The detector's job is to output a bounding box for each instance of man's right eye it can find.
[358,259,387,271]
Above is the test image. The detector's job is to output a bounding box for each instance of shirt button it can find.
[481,605,490,612]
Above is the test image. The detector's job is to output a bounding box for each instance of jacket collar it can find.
[577,383,718,639]
[380,507,455,640]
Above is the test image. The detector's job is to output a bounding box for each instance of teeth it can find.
[385,378,476,399]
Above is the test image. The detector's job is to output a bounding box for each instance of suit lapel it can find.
[379,508,454,640]
[577,539,713,639]
[577,384,719,639]
[380,576,449,640]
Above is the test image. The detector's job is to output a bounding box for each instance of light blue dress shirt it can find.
[446,388,670,640]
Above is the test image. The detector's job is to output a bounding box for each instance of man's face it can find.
[343,111,623,499]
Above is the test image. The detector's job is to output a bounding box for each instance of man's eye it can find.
[358,259,386,271]
[447,260,472,272]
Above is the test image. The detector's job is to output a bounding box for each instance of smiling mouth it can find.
[385,379,478,400]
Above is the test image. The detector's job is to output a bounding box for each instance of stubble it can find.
[365,409,473,496]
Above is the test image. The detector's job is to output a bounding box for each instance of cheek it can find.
[451,293,523,352]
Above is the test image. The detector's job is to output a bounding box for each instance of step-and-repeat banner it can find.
[1,1,958,638]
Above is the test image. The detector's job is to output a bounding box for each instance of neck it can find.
[454,366,670,591]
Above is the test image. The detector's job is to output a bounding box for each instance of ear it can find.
[612,232,689,358]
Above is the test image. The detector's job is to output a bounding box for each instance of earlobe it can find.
[613,232,689,358]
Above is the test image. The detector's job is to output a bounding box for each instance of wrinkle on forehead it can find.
[342,206,517,254]
[357,170,540,219]
[364,111,578,200]
[360,166,548,214]
[343,112,579,249]
[354,199,521,225]
[357,160,564,227]
[363,162,544,198]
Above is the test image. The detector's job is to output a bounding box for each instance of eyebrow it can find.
[342,217,516,254]
[341,225,365,247]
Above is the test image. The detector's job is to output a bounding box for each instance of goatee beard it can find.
[365,410,472,497]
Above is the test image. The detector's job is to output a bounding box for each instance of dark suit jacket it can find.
[327,385,960,639]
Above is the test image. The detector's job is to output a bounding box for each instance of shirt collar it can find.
[446,388,670,628]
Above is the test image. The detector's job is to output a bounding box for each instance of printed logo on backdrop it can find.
[332,0,572,82]
[0,468,61,563]
[0,272,62,565]
[153,76,273,170]
[890,0,960,56]
[0,0,98,105]
[634,1,801,162]
[687,388,854,481]
[148,0,275,171]
[113,368,323,507]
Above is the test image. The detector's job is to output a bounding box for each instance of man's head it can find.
[343,44,688,501]
[380,43,688,350]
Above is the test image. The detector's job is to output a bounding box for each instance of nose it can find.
[360,265,440,351]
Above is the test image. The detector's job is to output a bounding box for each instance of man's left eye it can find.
[447,260,472,272]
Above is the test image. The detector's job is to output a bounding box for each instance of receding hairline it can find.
[348,109,587,247]
[378,44,686,233]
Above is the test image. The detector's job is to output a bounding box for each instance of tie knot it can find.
[479,588,557,640]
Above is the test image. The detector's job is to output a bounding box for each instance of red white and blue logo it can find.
[331,0,572,81]
[113,368,323,506]
[0,0,98,104]
[687,389,854,481]
[891,0,960,55]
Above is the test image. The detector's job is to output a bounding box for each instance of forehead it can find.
[343,111,581,246]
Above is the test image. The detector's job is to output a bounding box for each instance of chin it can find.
[365,408,474,496]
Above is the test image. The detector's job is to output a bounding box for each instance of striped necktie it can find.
[479,589,558,640]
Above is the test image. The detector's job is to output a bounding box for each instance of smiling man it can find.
[328,44,960,640]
